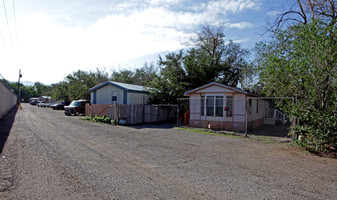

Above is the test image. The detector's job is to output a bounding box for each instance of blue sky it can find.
[0,0,294,84]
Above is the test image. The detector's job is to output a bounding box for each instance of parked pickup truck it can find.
[64,100,89,116]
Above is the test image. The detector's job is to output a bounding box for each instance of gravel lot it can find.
[0,103,336,199]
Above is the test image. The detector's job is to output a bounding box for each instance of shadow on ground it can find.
[250,124,291,138]
[129,123,176,129]
[0,107,17,154]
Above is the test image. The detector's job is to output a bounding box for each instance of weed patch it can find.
[83,115,116,125]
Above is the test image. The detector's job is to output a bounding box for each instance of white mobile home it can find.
[184,82,272,131]
[89,81,150,105]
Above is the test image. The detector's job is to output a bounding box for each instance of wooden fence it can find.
[85,104,178,125]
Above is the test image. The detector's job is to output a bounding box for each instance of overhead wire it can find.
[0,28,5,47]
[2,0,12,46]
[12,0,17,47]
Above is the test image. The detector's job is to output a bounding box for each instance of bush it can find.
[84,115,114,125]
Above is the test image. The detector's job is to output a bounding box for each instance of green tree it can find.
[51,81,71,104]
[148,24,250,104]
[51,69,110,102]
[7,81,51,102]
[64,70,96,100]
[256,20,337,152]
[111,63,158,86]
[148,51,188,104]
[33,82,51,96]
[256,0,337,152]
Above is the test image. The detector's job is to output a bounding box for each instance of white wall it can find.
[190,94,201,120]
[232,94,246,123]
[95,85,124,104]
[93,84,150,105]
[248,99,267,121]
[0,83,17,118]
[188,90,247,123]
[196,85,234,93]
[127,92,150,105]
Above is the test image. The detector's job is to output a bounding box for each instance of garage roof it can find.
[88,81,150,94]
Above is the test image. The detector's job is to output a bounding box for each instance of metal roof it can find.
[88,81,150,93]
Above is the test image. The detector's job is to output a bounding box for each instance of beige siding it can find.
[96,85,124,104]
[190,94,201,113]
[248,99,267,121]
[127,92,149,105]
[233,94,245,115]
[93,84,150,105]
[195,85,234,93]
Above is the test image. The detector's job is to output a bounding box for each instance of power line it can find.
[0,28,5,47]
[2,0,12,46]
[12,0,18,47]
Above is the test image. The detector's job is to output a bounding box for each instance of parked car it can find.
[51,103,65,110]
[37,101,46,107]
[64,100,89,116]
[45,103,53,108]
[30,100,38,105]
[41,102,49,108]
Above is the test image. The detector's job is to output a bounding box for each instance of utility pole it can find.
[17,69,22,107]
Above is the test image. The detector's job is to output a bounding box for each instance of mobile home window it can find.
[226,96,233,117]
[248,99,252,114]
[215,96,223,117]
[201,96,205,116]
[256,99,259,113]
[206,96,214,116]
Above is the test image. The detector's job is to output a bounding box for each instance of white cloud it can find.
[207,0,261,14]
[233,37,250,43]
[227,22,254,29]
[267,11,281,16]
[1,0,262,84]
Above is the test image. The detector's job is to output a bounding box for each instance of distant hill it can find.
[22,81,35,86]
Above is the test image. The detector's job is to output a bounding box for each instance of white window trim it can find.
[200,94,235,120]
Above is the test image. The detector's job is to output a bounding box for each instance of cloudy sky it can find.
[0,0,293,84]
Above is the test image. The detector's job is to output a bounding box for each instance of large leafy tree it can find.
[52,69,110,101]
[7,81,51,102]
[149,51,188,104]
[111,63,158,86]
[256,0,337,152]
[149,25,250,104]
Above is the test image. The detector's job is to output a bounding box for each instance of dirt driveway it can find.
[0,103,336,199]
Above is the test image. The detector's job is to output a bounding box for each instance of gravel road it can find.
[0,103,336,199]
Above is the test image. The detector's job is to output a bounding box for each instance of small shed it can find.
[88,81,150,105]
[184,82,270,131]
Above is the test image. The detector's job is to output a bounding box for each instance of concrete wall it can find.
[0,82,17,119]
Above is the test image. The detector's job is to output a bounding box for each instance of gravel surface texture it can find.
[0,103,336,199]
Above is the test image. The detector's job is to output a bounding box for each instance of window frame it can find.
[248,99,252,115]
[215,96,223,117]
[206,96,215,116]
[201,96,205,116]
[226,96,233,117]
[200,95,224,118]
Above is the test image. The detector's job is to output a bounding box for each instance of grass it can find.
[174,127,244,139]
[175,127,285,144]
